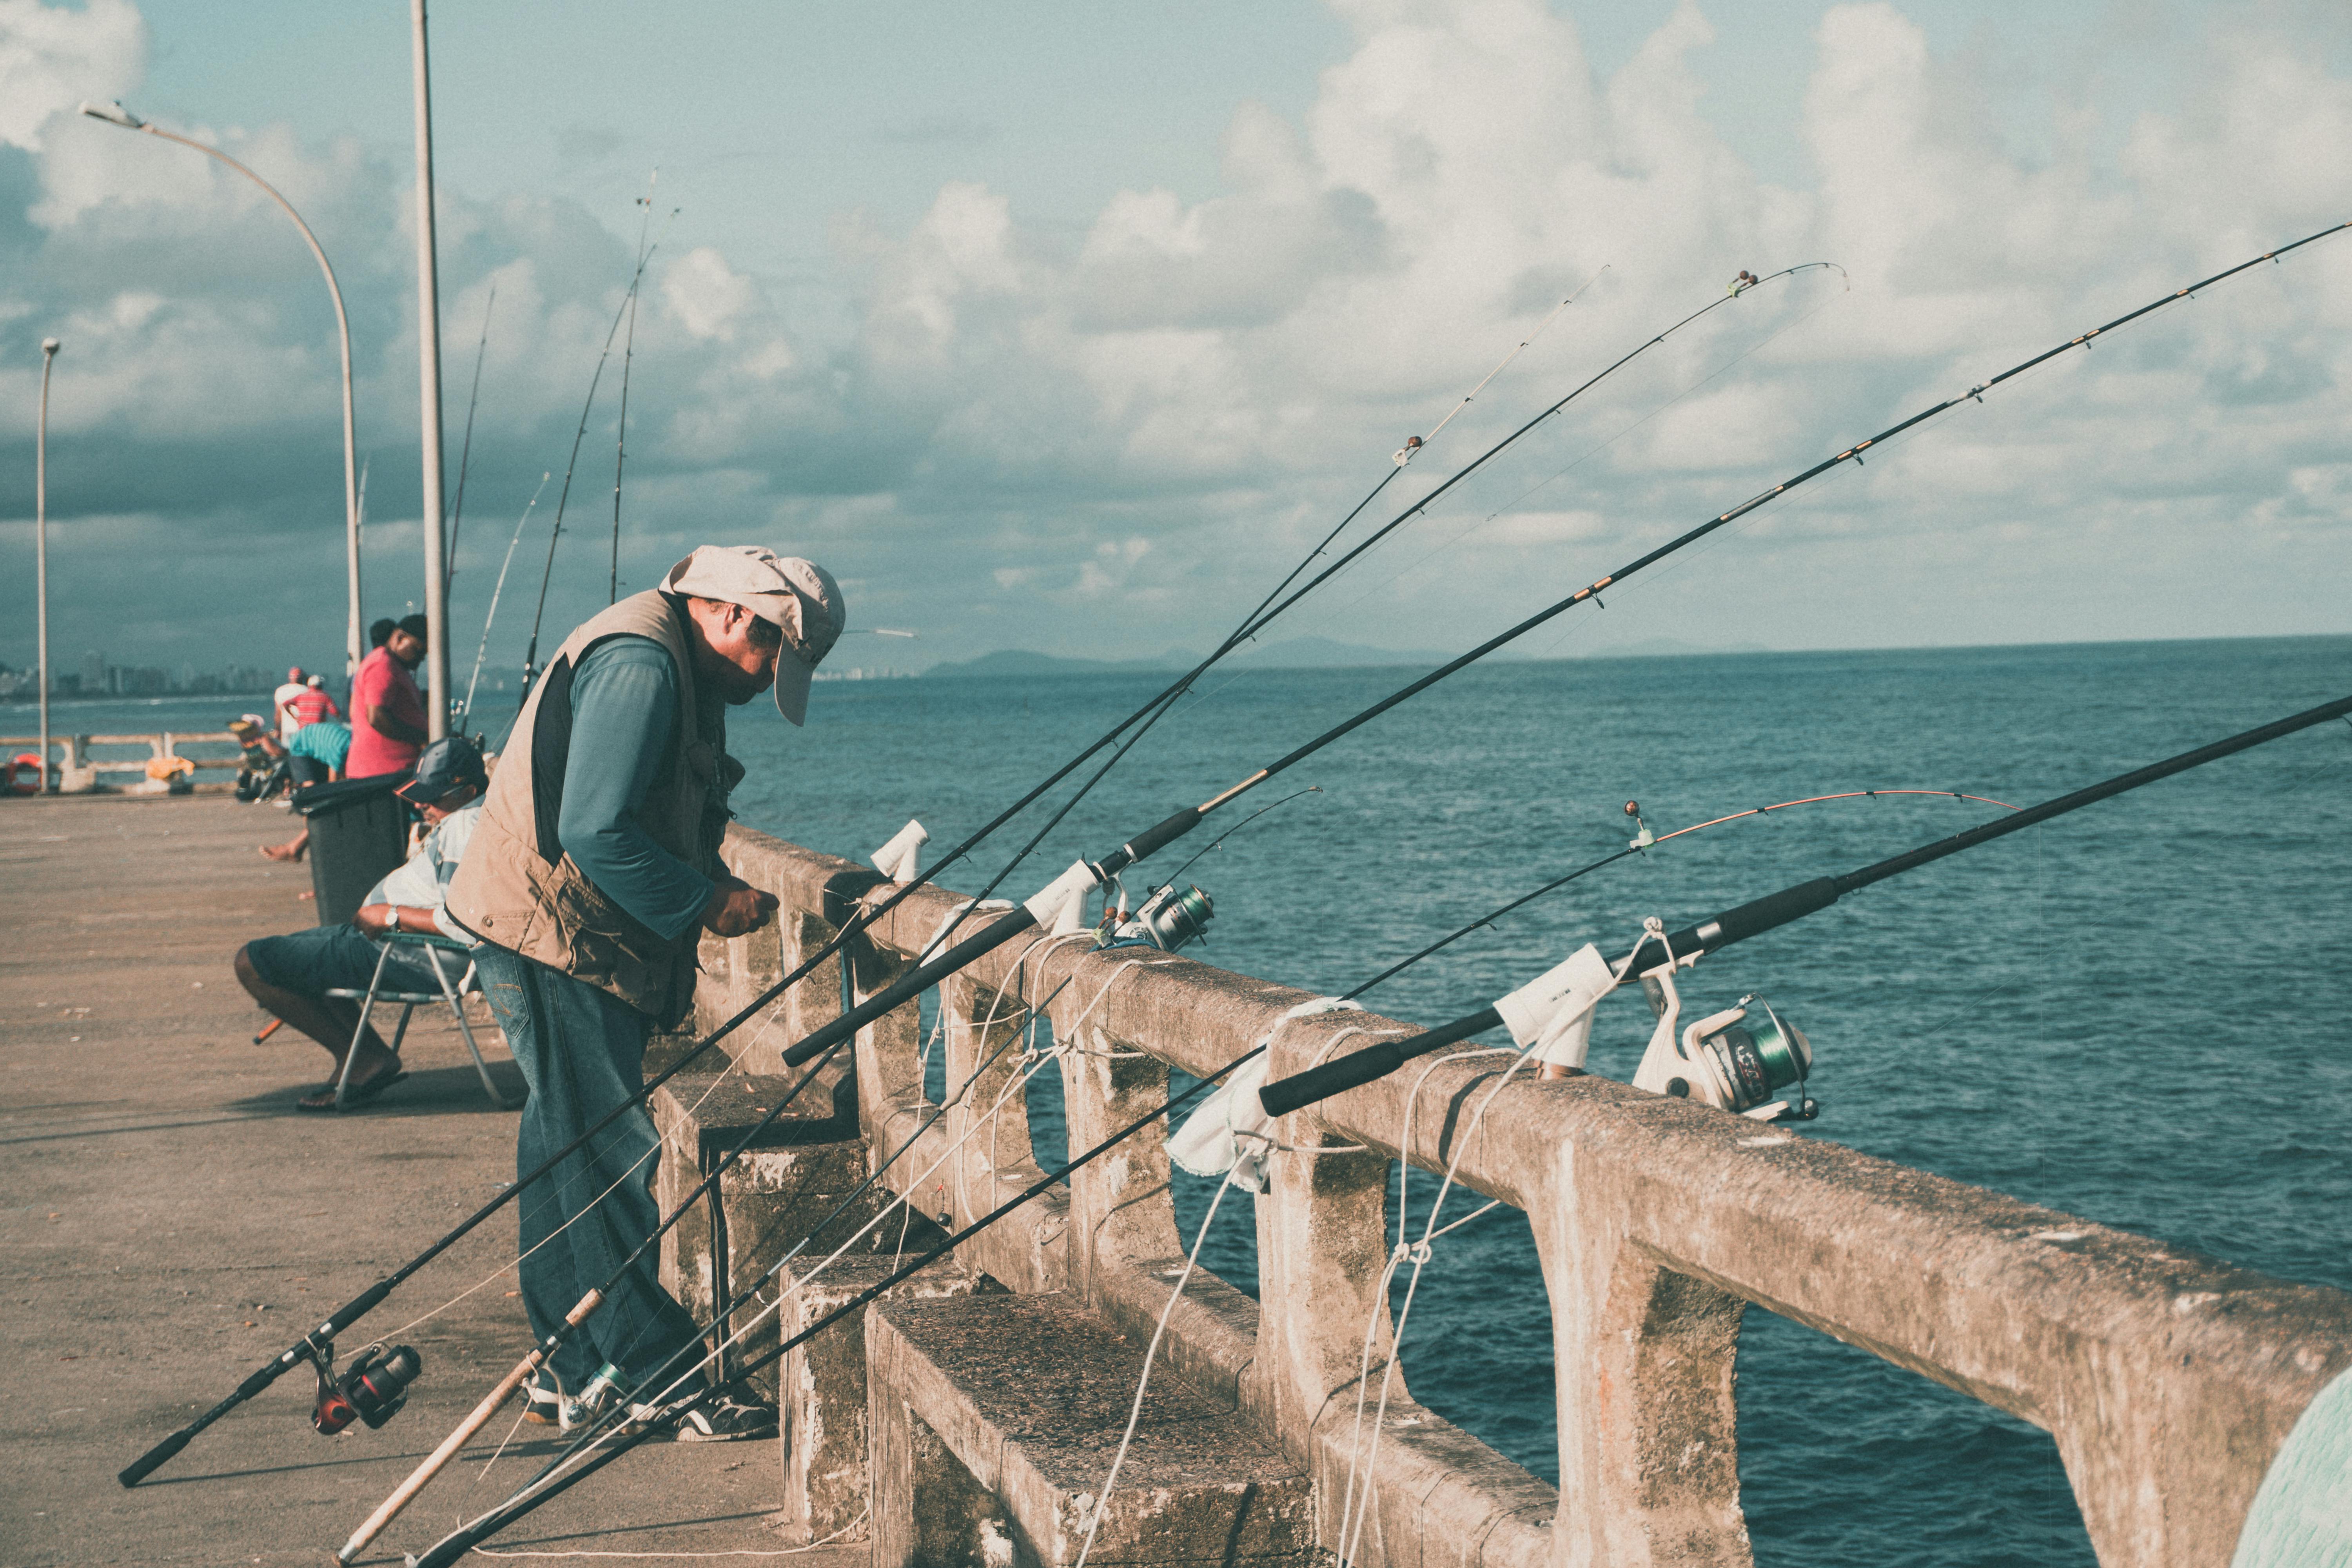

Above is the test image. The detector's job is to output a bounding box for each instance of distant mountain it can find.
[1569,635,1771,659]
[1225,635,1454,668]
[922,635,1459,680]
[919,648,1191,680]
[920,633,1769,680]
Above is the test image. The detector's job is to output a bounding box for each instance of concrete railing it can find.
[1,730,243,793]
[689,824,2352,1568]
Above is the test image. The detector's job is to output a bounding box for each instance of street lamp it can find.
[36,337,58,795]
[78,98,364,682]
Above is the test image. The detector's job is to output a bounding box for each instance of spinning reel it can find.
[1087,879,1216,953]
[1501,914,1817,1122]
[1628,965,1817,1121]
[309,1342,424,1436]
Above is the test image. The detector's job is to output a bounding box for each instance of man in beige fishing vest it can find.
[446,545,843,1441]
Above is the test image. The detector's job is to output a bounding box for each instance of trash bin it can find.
[296,773,413,927]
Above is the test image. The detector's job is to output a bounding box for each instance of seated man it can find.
[233,737,490,1111]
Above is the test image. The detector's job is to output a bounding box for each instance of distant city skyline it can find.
[2,1,2348,681]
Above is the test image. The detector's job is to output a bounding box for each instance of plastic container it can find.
[296,773,413,927]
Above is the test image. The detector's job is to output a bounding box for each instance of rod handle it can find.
[782,907,1036,1067]
[1257,1007,1503,1118]
[117,1429,190,1489]
[1116,806,1203,869]
[338,1290,601,1563]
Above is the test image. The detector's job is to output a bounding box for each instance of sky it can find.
[2,0,2350,679]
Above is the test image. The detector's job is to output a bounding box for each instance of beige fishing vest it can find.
[446,592,741,1023]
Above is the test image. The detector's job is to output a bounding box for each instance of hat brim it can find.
[773,652,813,726]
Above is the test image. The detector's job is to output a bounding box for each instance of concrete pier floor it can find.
[0,794,856,1567]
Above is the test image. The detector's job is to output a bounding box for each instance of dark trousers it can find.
[475,944,706,1398]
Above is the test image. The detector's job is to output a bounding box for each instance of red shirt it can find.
[346,647,426,778]
[287,688,342,728]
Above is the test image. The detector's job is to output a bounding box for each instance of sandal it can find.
[296,1065,406,1112]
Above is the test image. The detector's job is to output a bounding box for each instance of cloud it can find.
[2,0,2350,683]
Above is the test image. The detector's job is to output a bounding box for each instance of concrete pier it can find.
[8,791,2349,1567]
[0,795,855,1566]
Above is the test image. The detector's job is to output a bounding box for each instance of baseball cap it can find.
[661,545,846,725]
[395,613,428,641]
[395,735,488,806]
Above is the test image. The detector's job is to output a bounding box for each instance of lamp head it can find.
[79,100,145,129]
[41,338,60,357]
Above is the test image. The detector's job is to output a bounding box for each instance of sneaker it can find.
[670,1391,779,1444]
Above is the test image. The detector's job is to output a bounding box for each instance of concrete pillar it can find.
[1049,982,1178,1304]
[1529,1142,1750,1568]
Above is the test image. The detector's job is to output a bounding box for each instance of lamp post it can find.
[36,337,58,794]
[410,0,450,739]
[78,99,364,682]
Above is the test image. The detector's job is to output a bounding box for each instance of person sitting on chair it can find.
[232,736,491,1111]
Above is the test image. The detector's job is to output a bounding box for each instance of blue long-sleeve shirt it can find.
[557,637,716,940]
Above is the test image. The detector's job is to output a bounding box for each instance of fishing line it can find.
[1159,786,1323,885]
[409,1053,1251,1568]
[444,283,496,585]
[495,958,1134,1516]
[1261,688,2352,1116]
[429,692,2352,1564]
[374,998,806,1346]
[463,472,550,728]
[1120,268,1845,740]
[1070,1170,1241,1568]
[917,268,1840,939]
[414,231,2346,1533]
[610,173,661,605]
[1290,272,1849,648]
[1077,788,2010,1548]
[1341,789,2017,1003]
[143,231,2326,1496]
[521,200,681,690]
[335,975,1058,1563]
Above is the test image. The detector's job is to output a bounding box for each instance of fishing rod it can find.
[1260,689,2352,1116]
[519,204,677,693]
[525,784,2006,1484]
[399,770,2070,1561]
[395,225,2352,1523]
[445,688,2352,1568]
[873,264,1841,956]
[421,263,1860,1390]
[1341,789,2016,1002]
[406,1053,1250,1568]
[753,223,2351,1096]
[123,264,1700,1489]
[443,284,495,585]
[611,176,659,604]
[460,473,550,726]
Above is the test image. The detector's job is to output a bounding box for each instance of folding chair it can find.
[324,932,519,1111]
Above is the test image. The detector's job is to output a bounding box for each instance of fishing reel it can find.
[1628,965,1816,1121]
[1096,881,1215,953]
[310,1343,423,1436]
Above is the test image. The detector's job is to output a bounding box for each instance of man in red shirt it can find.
[347,615,430,779]
[287,673,343,730]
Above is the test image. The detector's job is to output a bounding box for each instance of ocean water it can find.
[36,636,2350,1563]
[735,636,2351,1567]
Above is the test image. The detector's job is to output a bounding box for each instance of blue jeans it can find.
[474,944,706,1399]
